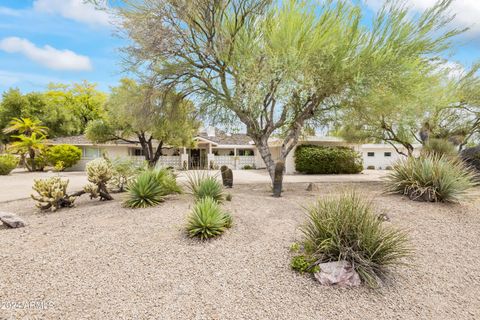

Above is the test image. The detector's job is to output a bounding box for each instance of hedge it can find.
[45,144,82,170]
[0,154,19,175]
[294,145,363,174]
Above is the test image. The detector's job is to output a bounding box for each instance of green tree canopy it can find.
[109,0,464,195]
[85,78,199,166]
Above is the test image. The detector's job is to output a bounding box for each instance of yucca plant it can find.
[123,171,165,208]
[299,191,411,287]
[185,171,224,202]
[385,155,477,202]
[186,197,232,240]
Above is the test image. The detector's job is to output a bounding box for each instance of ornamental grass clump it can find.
[185,171,224,202]
[385,155,477,203]
[186,197,232,240]
[296,191,411,287]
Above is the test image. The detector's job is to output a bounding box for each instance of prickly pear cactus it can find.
[31,177,76,211]
[272,161,284,197]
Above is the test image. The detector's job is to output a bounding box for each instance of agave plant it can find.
[299,191,411,287]
[385,155,477,202]
[123,171,165,208]
[186,197,232,240]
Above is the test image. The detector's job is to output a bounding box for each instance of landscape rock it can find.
[314,261,361,287]
[0,212,26,228]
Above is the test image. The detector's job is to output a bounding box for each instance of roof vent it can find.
[206,126,216,137]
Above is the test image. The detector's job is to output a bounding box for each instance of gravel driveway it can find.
[1,182,479,319]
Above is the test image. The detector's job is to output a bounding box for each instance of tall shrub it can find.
[295,145,363,174]
[45,144,82,170]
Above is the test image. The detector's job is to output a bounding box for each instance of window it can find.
[238,149,253,156]
[367,152,375,157]
[384,152,392,157]
[129,148,144,156]
[83,147,100,159]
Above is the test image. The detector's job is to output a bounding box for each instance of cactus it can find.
[272,161,284,197]
[84,158,114,200]
[220,165,233,187]
[220,165,228,186]
[31,177,77,211]
[220,166,233,188]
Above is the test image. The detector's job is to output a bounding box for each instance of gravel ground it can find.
[1,182,479,320]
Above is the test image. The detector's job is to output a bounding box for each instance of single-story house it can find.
[46,127,421,173]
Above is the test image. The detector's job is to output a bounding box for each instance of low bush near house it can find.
[44,144,82,170]
[422,138,457,158]
[0,154,19,175]
[296,191,411,287]
[385,155,476,202]
[185,171,224,202]
[295,145,363,174]
[243,164,253,170]
[186,197,232,240]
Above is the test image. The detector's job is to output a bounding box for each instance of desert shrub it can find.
[124,170,166,208]
[295,145,363,174]
[422,138,457,158]
[152,167,182,195]
[185,171,224,202]
[107,157,143,192]
[0,154,19,175]
[366,165,375,170]
[44,144,81,170]
[385,155,477,203]
[298,191,411,287]
[290,255,319,273]
[225,193,232,201]
[243,164,253,170]
[31,177,77,211]
[186,197,232,240]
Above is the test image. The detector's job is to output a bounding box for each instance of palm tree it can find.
[8,133,46,171]
[3,117,48,137]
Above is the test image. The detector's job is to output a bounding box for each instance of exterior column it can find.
[180,147,188,170]
[207,143,215,170]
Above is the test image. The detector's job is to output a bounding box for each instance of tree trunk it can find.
[28,148,36,172]
[255,138,286,197]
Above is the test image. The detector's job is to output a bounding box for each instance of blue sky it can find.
[0,0,479,94]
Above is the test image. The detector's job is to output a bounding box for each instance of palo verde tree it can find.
[100,0,463,196]
[85,78,198,167]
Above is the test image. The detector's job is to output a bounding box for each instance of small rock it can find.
[0,211,26,228]
[314,261,361,287]
[306,183,320,191]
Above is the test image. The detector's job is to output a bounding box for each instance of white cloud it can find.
[33,0,110,27]
[0,37,92,71]
[365,0,480,37]
[0,6,21,17]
